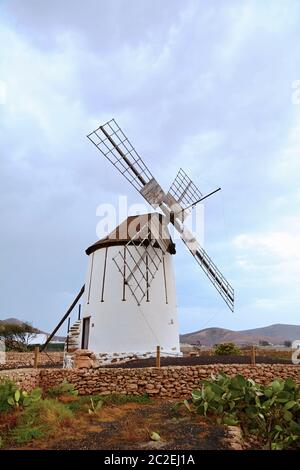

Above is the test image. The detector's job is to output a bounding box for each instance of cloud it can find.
[272,116,300,186]
[234,228,300,264]
[231,216,300,328]
[251,297,294,310]
[233,218,300,283]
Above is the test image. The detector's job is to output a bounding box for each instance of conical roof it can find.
[86,213,176,256]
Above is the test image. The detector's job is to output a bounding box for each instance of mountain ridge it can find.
[0,317,65,342]
[2,318,299,347]
[180,323,300,346]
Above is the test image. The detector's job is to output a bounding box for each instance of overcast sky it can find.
[0,0,300,335]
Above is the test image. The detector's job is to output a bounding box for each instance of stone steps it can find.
[64,320,82,353]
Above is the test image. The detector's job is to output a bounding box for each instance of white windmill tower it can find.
[80,212,180,362]
[41,119,234,365]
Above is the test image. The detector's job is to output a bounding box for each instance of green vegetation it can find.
[99,393,150,406]
[183,373,300,450]
[12,399,74,444]
[214,343,241,356]
[0,380,17,412]
[46,380,78,398]
[7,388,42,408]
[150,431,161,441]
[0,322,37,351]
[259,340,270,347]
[62,392,150,413]
[12,426,45,444]
[88,397,103,415]
[0,378,151,448]
[43,343,64,352]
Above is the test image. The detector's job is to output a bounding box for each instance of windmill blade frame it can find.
[158,207,234,311]
[87,119,166,208]
[87,119,154,191]
[167,168,203,208]
[178,227,234,311]
[165,168,203,222]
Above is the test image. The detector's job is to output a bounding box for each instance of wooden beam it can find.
[40,285,85,352]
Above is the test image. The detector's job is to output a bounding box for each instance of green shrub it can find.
[63,393,150,413]
[19,398,74,427]
[10,398,74,445]
[0,380,17,412]
[88,397,103,415]
[12,426,45,444]
[184,373,300,450]
[214,343,241,356]
[100,393,150,406]
[7,387,42,408]
[47,380,78,398]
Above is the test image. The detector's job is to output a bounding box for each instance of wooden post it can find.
[34,346,39,369]
[251,345,256,365]
[156,345,161,368]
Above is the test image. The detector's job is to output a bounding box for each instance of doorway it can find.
[81,317,90,349]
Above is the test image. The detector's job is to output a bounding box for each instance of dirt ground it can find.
[107,355,291,368]
[20,401,231,451]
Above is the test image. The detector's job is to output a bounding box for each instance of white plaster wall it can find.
[81,245,180,356]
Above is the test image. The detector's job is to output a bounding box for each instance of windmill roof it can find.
[86,213,176,256]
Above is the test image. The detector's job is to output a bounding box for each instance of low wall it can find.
[1,364,299,398]
[0,369,40,391]
[0,352,63,370]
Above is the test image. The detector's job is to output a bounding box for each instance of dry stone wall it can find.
[0,369,40,391]
[1,364,299,398]
[0,352,63,370]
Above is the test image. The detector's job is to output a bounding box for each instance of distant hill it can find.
[0,317,65,342]
[0,317,26,326]
[180,324,300,347]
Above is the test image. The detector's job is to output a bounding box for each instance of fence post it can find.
[34,346,39,369]
[156,345,161,368]
[251,345,256,365]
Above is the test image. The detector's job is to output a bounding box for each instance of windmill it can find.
[42,119,234,365]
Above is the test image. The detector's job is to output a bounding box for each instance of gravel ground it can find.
[51,401,230,450]
[106,355,291,368]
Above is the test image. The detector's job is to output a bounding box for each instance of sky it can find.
[0,0,300,335]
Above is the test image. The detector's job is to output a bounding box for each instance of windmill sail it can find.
[174,222,234,311]
[167,167,202,205]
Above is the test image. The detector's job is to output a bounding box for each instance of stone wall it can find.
[0,352,63,370]
[0,369,40,391]
[1,364,299,397]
